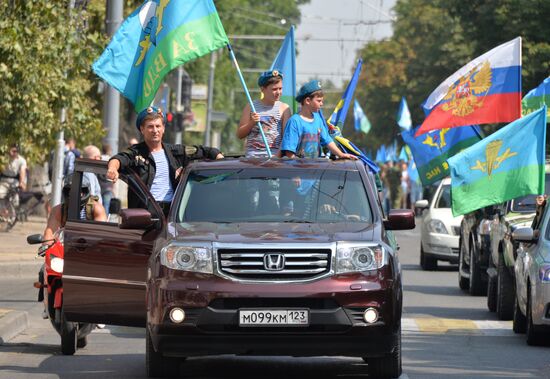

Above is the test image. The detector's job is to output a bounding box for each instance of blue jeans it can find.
[102,190,113,215]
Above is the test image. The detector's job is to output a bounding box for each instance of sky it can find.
[295,0,396,88]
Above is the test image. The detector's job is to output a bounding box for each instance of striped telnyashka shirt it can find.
[245,100,283,157]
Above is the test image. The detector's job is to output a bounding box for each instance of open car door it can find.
[62,159,164,327]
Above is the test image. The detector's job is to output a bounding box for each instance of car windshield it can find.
[510,174,550,213]
[176,168,373,224]
[435,185,451,209]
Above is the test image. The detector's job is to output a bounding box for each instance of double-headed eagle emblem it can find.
[442,61,492,117]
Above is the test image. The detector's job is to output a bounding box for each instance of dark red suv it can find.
[62,158,414,378]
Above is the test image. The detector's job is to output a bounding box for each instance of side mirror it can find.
[109,198,121,215]
[512,227,537,243]
[27,234,44,244]
[415,199,429,209]
[385,209,416,230]
[119,208,155,230]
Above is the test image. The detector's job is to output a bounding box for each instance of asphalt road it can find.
[1,225,549,378]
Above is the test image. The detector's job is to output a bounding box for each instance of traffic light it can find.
[175,112,184,132]
[166,112,174,129]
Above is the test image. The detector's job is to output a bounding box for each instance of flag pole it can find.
[226,43,272,158]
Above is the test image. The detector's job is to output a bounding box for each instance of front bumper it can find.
[423,233,459,262]
[146,270,401,358]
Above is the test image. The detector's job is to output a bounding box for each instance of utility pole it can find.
[103,0,123,154]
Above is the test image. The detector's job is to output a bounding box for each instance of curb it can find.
[0,310,29,344]
[0,261,43,278]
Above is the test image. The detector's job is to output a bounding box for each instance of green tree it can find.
[0,2,105,166]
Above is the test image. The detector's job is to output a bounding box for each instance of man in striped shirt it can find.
[106,107,223,216]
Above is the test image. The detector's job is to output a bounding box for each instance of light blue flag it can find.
[353,100,371,135]
[92,0,228,111]
[448,106,547,216]
[398,146,409,162]
[397,97,412,130]
[522,77,550,119]
[328,59,362,130]
[270,26,296,114]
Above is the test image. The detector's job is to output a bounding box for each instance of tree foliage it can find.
[351,0,549,152]
[0,2,106,166]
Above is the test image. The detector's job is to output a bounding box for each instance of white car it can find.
[415,178,463,270]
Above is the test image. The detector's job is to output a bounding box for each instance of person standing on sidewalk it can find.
[106,106,224,216]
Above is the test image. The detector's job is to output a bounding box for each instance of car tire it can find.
[468,238,485,296]
[526,288,546,346]
[512,295,527,334]
[487,274,497,312]
[367,326,402,378]
[77,336,88,348]
[146,327,180,378]
[496,253,514,320]
[458,240,470,291]
[420,245,437,271]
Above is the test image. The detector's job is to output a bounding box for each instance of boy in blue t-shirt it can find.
[280,80,357,160]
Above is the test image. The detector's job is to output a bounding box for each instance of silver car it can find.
[416,178,463,270]
[512,206,550,345]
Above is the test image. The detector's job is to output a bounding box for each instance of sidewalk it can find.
[0,215,47,278]
[0,216,46,344]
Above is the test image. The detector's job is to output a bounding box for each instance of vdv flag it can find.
[402,125,482,186]
[398,146,409,162]
[397,97,412,130]
[353,100,371,135]
[270,26,297,114]
[416,37,522,136]
[328,59,362,129]
[93,0,229,111]
[448,106,547,216]
[522,77,550,120]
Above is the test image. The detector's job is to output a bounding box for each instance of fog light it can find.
[169,308,185,323]
[363,308,379,324]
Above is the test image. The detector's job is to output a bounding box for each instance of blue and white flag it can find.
[353,100,371,135]
[397,96,412,130]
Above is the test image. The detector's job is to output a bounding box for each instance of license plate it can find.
[239,309,309,326]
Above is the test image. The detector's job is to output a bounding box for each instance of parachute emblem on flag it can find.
[442,61,492,117]
[470,139,517,177]
[135,1,169,67]
[422,128,450,150]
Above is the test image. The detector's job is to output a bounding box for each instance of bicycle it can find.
[0,182,44,232]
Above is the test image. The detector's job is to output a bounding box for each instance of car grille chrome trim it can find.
[214,243,336,283]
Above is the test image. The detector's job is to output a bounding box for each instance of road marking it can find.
[402,317,513,336]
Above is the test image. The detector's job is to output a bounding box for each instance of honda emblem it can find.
[264,253,285,271]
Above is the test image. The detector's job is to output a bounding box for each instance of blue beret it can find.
[257,69,283,87]
[136,106,165,132]
[296,80,322,102]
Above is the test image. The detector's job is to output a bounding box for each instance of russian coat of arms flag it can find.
[416,37,521,136]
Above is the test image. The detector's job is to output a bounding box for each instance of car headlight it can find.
[427,219,448,234]
[50,257,64,273]
[336,244,386,274]
[160,245,213,273]
[539,265,550,283]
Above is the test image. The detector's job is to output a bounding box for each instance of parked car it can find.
[512,216,550,345]
[415,178,463,270]
[61,158,415,378]
[457,204,500,295]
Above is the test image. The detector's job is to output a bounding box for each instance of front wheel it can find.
[0,199,17,232]
[496,254,514,320]
[146,327,180,377]
[60,315,78,355]
[366,326,402,378]
[420,245,437,271]
[468,239,485,296]
[512,295,526,334]
[458,240,469,291]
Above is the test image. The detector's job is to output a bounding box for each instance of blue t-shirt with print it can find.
[280,112,333,158]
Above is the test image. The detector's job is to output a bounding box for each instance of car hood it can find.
[168,222,375,243]
[427,208,463,227]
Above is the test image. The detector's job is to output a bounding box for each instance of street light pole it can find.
[204,50,217,146]
[103,0,123,155]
